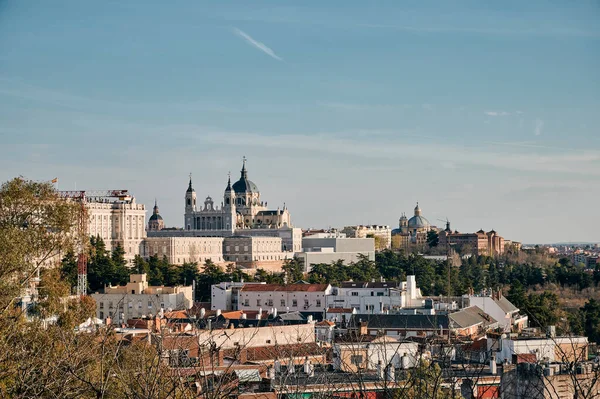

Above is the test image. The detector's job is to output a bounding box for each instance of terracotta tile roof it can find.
[240,283,329,292]
[326,308,354,313]
[221,310,265,320]
[316,320,335,327]
[164,310,189,319]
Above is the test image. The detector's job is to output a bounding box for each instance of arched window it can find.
[187,199,191,206]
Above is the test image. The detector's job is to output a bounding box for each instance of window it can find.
[128,302,132,309]
[316,300,321,307]
[266,340,271,344]
[108,302,113,309]
[350,355,363,366]
[148,301,153,308]
[99,302,104,309]
[292,300,297,307]
[377,292,384,296]
[138,301,142,309]
[244,299,249,306]
[266,299,273,306]
[256,299,261,306]
[281,299,286,307]
[131,290,135,294]
[304,300,309,307]
[351,292,359,296]
[99,311,104,319]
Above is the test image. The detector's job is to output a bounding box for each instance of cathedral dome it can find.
[149,213,163,221]
[407,215,430,229]
[232,158,259,194]
[232,178,259,194]
[407,202,430,229]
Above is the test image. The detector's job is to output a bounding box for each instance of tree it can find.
[427,230,439,247]
[0,177,79,314]
[60,250,78,294]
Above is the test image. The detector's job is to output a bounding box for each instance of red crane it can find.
[59,190,132,296]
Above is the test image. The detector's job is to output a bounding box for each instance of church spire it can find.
[225,172,232,191]
[240,156,248,179]
[153,198,159,214]
[187,173,194,192]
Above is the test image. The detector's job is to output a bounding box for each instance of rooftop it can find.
[240,284,330,292]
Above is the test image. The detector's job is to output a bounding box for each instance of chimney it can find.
[200,308,206,318]
[386,365,395,382]
[216,309,222,317]
[241,313,247,320]
[273,307,278,318]
[359,321,368,336]
[490,354,497,375]
[274,359,281,373]
[307,315,313,323]
[303,357,311,374]
[268,366,275,379]
[377,361,384,380]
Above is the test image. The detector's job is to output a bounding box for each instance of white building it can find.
[326,281,404,314]
[341,225,392,250]
[91,274,193,324]
[333,336,419,372]
[238,283,333,313]
[297,236,375,272]
[466,293,527,332]
[325,276,424,315]
[86,196,147,263]
[489,336,588,364]
[211,281,266,311]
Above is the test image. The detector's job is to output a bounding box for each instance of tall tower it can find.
[223,173,236,233]
[185,175,196,230]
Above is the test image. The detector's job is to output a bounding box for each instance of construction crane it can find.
[58,190,132,296]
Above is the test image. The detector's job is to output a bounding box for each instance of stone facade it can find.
[143,236,225,265]
[86,198,146,263]
[439,227,505,256]
[184,158,291,233]
[91,274,193,324]
[223,236,294,271]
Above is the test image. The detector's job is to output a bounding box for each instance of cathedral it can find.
[184,158,292,232]
[392,202,434,249]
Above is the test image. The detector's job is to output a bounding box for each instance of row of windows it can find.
[99,300,164,310]
[242,299,322,308]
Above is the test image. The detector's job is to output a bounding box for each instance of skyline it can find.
[0,1,599,244]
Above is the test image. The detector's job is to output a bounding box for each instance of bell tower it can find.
[223,173,236,233]
[185,174,196,230]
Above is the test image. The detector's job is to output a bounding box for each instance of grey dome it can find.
[232,178,259,194]
[408,215,430,229]
[232,159,259,194]
[149,213,163,221]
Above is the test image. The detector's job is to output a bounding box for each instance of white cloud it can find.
[534,118,544,136]
[233,28,283,61]
[485,111,510,117]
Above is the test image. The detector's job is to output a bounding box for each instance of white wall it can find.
[238,286,332,312]
[196,323,315,349]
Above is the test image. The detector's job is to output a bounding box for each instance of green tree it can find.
[0,177,79,313]
[427,230,439,247]
[60,250,78,294]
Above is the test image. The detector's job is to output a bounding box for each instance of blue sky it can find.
[0,1,598,244]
